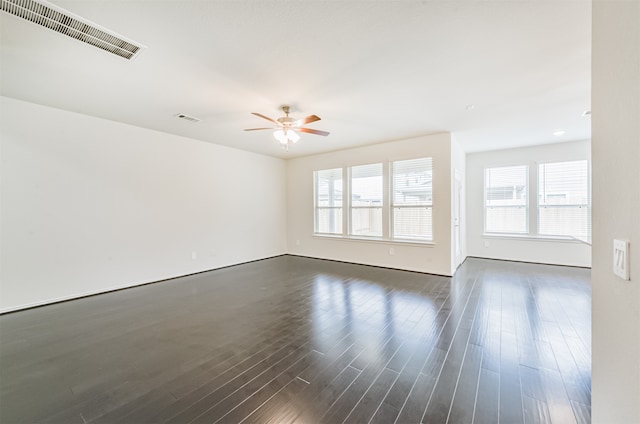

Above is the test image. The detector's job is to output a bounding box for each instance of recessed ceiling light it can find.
[175,113,201,123]
[553,130,566,136]
[582,110,591,117]
[465,104,475,110]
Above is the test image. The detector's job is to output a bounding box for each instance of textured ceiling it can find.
[0,0,591,158]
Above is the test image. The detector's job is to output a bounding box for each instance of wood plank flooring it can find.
[0,256,591,423]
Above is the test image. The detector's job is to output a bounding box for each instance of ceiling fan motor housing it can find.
[277,116,296,126]
[277,106,295,126]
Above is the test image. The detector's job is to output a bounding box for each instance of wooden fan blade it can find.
[244,127,275,131]
[251,112,280,125]
[294,115,321,126]
[299,127,330,136]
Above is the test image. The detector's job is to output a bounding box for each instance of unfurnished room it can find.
[0,1,638,423]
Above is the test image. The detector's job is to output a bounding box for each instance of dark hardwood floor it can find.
[0,255,591,424]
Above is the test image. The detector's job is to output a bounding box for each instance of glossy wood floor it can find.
[0,256,591,424]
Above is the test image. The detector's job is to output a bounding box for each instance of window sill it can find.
[313,234,435,247]
[483,233,590,245]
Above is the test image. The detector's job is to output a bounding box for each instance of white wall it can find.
[466,140,592,267]
[591,1,640,422]
[0,96,287,313]
[286,133,453,276]
[451,136,467,273]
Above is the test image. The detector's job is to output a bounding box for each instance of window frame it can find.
[536,159,591,242]
[483,164,530,235]
[348,163,384,238]
[482,160,591,242]
[390,157,434,242]
[314,168,344,235]
[313,156,434,245]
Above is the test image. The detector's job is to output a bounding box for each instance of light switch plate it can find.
[613,239,630,280]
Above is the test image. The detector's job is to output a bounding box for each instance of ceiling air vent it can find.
[175,113,201,123]
[1,0,145,60]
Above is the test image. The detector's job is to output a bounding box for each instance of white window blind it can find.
[350,163,383,237]
[485,165,528,234]
[315,168,343,234]
[391,158,433,241]
[538,160,590,241]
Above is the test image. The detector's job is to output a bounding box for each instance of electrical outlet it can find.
[484,241,490,248]
[191,251,197,260]
[296,240,300,246]
[389,247,395,255]
[613,239,630,280]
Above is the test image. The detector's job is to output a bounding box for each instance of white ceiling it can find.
[0,0,591,159]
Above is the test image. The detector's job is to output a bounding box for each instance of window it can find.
[350,163,383,237]
[391,158,433,241]
[484,165,528,234]
[314,168,343,234]
[314,157,433,243]
[538,160,590,241]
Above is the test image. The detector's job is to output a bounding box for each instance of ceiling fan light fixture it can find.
[274,129,300,145]
[287,130,300,143]
[273,129,288,144]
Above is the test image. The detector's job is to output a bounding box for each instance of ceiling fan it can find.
[244,105,329,147]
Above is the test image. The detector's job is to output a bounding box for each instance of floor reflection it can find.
[311,273,440,367]
[302,258,590,424]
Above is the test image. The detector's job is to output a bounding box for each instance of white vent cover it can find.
[1,0,145,60]
[175,113,201,123]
